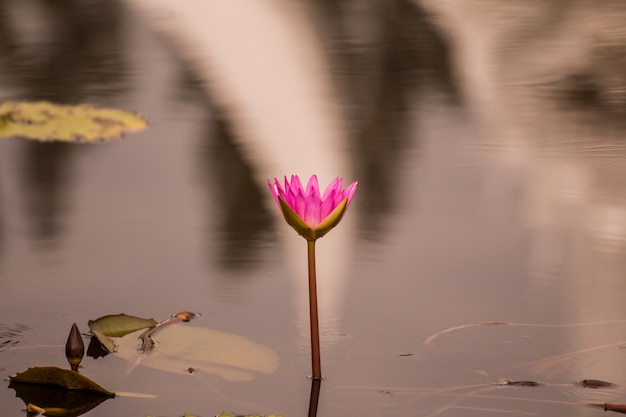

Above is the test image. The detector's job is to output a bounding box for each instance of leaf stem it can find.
[307,239,322,379]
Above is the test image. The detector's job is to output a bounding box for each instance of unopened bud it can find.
[65,323,85,372]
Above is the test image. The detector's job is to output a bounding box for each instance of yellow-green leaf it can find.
[88,314,157,353]
[216,413,285,417]
[0,101,147,142]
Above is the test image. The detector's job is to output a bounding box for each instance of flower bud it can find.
[65,323,85,372]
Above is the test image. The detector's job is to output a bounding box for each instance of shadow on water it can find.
[198,105,275,271]
[0,0,129,252]
[0,0,128,102]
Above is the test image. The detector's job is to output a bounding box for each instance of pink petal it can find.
[321,177,342,201]
[268,179,280,207]
[343,181,358,207]
[306,175,320,197]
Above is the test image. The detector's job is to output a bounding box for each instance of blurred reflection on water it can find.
[312,0,460,236]
[0,0,626,416]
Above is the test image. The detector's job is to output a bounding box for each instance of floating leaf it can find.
[577,378,616,388]
[588,403,626,414]
[9,367,114,397]
[216,413,285,417]
[88,314,157,353]
[115,326,280,381]
[497,378,543,387]
[0,101,147,142]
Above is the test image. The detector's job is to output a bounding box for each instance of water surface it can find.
[1,1,626,416]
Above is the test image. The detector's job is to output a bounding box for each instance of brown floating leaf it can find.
[588,403,626,414]
[577,379,616,389]
[496,378,543,387]
[9,367,114,397]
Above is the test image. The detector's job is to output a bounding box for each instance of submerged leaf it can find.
[0,101,147,142]
[115,326,280,381]
[9,367,114,397]
[88,314,157,353]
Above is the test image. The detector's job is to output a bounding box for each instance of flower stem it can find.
[307,239,322,379]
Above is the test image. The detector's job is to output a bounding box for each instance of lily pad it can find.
[88,314,157,353]
[216,413,284,417]
[115,326,280,381]
[9,367,114,397]
[0,101,147,142]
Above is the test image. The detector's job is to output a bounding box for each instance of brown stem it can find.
[307,239,322,379]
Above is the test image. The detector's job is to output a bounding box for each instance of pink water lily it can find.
[268,175,358,241]
[268,174,357,379]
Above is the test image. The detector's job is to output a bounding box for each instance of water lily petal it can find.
[306,175,320,197]
[343,181,358,207]
[321,177,342,201]
[268,174,357,240]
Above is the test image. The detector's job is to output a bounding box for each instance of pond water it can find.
[2,1,626,416]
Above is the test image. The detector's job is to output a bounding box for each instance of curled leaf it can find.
[88,314,157,353]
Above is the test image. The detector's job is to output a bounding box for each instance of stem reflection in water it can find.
[308,378,322,417]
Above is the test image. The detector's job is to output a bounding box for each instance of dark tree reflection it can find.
[311,0,459,237]
[169,60,274,271]
[19,142,75,244]
[0,0,129,246]
[201,107,274,271]
[0,0,128,102]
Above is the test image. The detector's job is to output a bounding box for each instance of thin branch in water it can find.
[507,339,626,370]
[127,311,198,373]
[424,319,626,345]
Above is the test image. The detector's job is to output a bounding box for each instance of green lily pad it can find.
[216,413,285,417]
[0,101,147,142]
[88,314,157,353]
[115,326,280,382]
[9,367,114,397]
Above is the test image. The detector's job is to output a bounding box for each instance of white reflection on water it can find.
[423,0,626,399]
[122,0,356,344]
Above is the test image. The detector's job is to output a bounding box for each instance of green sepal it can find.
[312,197,348,240]
[278,196,315,240]
[277,196,348,241]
